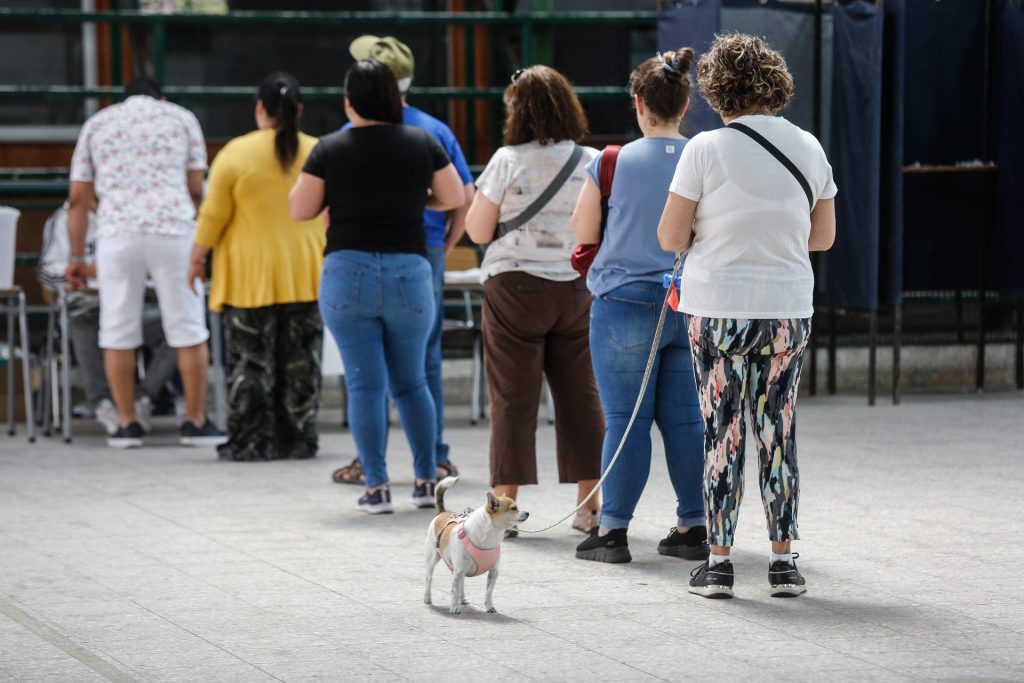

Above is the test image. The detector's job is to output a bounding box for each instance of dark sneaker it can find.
[575,528,631,564]
[658,526,711,561]
[688,559,735,599]
[412,481,437,509]
[769,554,807,597]
[108,422,144,449]
[179,420,228,447]
[357,487,393,514]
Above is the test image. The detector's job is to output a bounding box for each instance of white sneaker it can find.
[135,395,153,433]
[94,399,119,436]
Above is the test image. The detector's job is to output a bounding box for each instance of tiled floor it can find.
[1,392,1022,682]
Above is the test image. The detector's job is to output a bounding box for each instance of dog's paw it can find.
[461,597,470,605]
[423,596,432,605]
[449,606,461,615]
[486,606,497,614]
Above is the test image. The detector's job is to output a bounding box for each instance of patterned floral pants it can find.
[687,316,811,546]
[221,302,323,461]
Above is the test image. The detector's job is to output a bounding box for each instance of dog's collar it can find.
[437,514,500,577]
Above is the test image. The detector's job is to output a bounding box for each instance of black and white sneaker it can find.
[658,526,711,561]
[688,559,735,599]
[179,420,228,447]
[108,422,144,449]
[357,487,393,515]
[575,528,631,564]
[412,481,437,509]
[769,554,807,597]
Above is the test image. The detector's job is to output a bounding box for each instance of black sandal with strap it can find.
[331,457,365,485]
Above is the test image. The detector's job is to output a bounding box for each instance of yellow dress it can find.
[195,129,324,312]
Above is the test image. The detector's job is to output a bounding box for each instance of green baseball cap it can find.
[349,35,415,88]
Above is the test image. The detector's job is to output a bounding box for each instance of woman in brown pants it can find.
[466,66,604,535]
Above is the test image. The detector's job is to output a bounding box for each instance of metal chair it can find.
[1,287,36,442]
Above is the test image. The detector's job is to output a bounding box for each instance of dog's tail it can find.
[436,476,458,514]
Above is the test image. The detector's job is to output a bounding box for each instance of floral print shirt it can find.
[70,96,208,239]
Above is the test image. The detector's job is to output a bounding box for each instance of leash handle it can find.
[518,253,685,534]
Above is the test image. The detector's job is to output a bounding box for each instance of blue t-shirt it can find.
[342,105,473,248]
[585,137,688,297]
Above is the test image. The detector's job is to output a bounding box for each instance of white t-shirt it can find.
[70,95,208,240]
[475,140,598,282]
[669,115,838,319]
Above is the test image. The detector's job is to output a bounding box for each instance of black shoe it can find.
[575,528,631,564]
[769,554,807,597]
[357,487,393,514]
[180,420,228,447]
[688,559,734,599]
[107,422,144,449]
[412,481,437,509]
[658,526,710,561]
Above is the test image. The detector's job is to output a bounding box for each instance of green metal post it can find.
[465,0,477,164]
[531,0,553,65]
[110,13,123,87]
[153,17,166,84]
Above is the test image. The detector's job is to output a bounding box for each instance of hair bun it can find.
[674,47,695,73]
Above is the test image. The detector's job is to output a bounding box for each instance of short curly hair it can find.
[696,33,794,117]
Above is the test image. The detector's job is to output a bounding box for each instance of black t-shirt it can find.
[302,124,451,256]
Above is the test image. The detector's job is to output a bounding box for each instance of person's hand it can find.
[65,262,89,289]
[187,260,206,294]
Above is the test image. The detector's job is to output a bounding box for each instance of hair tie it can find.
[657,51,681,76]
[279,86,288,96]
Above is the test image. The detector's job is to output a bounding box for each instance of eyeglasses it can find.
[510,68,526,83]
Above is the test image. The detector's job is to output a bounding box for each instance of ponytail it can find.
[257,72,302,172]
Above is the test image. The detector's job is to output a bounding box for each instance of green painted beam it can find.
[0,9,656,26]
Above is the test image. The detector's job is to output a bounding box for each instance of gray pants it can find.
[68,299,178,407]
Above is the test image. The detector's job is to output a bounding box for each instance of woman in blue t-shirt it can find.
[571,49,707,563]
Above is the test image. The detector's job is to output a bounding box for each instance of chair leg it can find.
[18,291,35,442]
[40,303,55,436]
[60,294,72,443]
[7,303,14,436]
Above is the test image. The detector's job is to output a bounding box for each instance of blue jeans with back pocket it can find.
[588,280,705,530]
[319,250,437,489]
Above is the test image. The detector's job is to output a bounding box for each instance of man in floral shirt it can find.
[66,78,226,449]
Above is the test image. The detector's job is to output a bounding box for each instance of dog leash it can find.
[517,253,685,535]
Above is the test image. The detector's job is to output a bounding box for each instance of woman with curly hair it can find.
[466,65,603,536]
[658,33,837,598]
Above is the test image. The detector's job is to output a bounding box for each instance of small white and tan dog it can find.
[424,477,528,614]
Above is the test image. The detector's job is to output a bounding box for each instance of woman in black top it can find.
[290,60,465,514]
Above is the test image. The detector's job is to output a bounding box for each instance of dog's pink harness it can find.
[436,513,500,577]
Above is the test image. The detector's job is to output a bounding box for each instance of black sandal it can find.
[331,457,365,485]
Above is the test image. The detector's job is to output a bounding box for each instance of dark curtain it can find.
[995,0,1024,293]
[879,0,905,306]
[657,0,721,136]
[825,0,884,309]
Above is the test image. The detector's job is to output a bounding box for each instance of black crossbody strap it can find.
[494,144,584,240]
[727,122,814,210]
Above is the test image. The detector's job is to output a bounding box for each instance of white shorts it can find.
[96,235,209,350]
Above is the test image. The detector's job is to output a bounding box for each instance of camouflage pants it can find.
[221,302,323,461]
[687,316,811,546]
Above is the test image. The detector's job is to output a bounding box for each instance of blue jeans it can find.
[319,250,437,489]
[425,246,450,466]
[589,281,705,530]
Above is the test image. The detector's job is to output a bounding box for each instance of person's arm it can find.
[290,173,326,221]
[466,192,500,244]
[65,181,95,288]
[444,182,475,254]
[187,170,204,209]
[187,243,211,294]
[571,176,602,244]
[426,164,465,212]
[657,192,699,253]
[808,198,836,251]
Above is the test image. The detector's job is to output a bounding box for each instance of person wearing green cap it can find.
[331,35,475,488]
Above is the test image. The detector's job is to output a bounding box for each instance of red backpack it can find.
[570,144,621,279]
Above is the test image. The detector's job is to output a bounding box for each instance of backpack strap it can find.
[597,145,621,243]
[494,144,584,240]
[727,122,814,210]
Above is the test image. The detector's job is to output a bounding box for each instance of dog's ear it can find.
[486,492,499,512]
